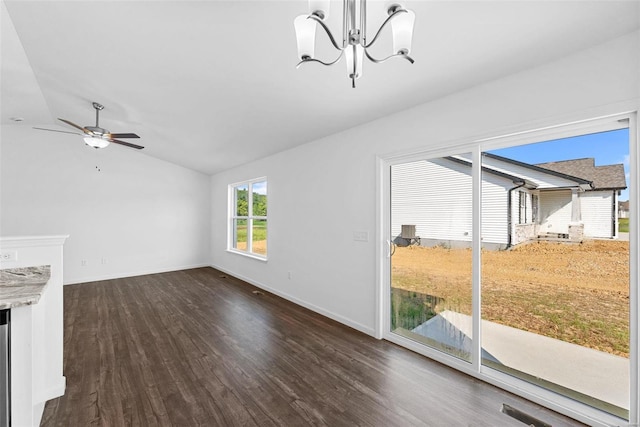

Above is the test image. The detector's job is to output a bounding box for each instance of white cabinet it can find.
[0,236,68,427]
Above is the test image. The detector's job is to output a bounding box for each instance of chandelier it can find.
[294,0,415,88]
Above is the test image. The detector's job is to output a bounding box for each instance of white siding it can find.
[539,190,572,234]
[581,191,614,238]
[481,172,512,245]
[391,158,472,243]
[391,158,514,246]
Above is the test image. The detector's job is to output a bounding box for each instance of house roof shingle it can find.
[535,158,626,190]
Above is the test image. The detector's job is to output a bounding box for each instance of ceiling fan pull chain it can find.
[94,144,101,172]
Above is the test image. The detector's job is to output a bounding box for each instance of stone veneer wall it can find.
[514,224,536,245]
[568,222,585,242]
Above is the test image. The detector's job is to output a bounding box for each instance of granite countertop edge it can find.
[0,265,52,310]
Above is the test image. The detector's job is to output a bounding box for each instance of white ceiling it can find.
[2,1,639,175]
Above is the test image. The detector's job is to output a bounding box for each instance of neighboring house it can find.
[618,200,630,219]
[391,154,626,250]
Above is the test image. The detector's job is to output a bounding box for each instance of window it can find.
[229,178,267,258]
[518,191,527,224]
[532,194,539,222]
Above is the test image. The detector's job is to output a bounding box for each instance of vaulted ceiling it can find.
[2,1,639,174]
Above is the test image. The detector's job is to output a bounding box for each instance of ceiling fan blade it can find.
[110,139,144,150]
[33,127,82,136]
[58,118,91,134]
[107,132,140,139]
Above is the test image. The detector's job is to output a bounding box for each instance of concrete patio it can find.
[412,310,629,411]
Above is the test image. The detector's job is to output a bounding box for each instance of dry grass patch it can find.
[234,239,267,255]
[392,240,629,357]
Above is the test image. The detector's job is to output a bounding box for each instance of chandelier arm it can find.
[308,15,345,50]
[296,51,345,68]
[364,49,414,64]
[362,8,408,49]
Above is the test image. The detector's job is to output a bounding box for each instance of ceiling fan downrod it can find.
[85,102,108,136]
[92,102,104,128]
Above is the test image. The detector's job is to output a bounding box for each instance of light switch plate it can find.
[353,231,369,242]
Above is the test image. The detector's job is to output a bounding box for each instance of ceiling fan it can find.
[34,102,144,150]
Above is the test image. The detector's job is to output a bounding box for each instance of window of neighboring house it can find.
[532,194,539,222]
[519,191,527,224]
[229,178,267,258]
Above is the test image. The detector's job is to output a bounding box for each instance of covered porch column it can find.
[568,188,584,241]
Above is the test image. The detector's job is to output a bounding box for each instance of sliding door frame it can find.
[376,111,638,427]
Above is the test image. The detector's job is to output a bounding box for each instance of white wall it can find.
[210,31,639,336]
[0,126,211,284]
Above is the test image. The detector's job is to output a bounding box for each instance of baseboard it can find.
[210,264,377,338]
[64,263,211,285]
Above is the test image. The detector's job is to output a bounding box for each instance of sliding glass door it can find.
[383,115,635,424]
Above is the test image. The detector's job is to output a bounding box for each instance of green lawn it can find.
[619,218,629,233]
[235,220,267,242]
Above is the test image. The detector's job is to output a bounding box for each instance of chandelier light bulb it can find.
[294,15,317,60]
[345,44,364,86]
[391,9,415,55]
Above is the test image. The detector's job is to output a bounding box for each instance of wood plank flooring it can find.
[41,267,585,426]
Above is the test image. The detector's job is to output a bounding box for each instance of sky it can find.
[252,180,268,195]
[489,128,630,201]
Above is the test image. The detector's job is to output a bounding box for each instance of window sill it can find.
[226,249,268,262]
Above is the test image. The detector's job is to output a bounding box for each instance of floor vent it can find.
[501,404,552,427]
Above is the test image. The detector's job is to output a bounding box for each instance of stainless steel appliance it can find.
[0,309,9,427]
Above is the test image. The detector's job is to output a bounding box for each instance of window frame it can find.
[228,177,268,260]
[518,191,527,224]
[532,193,539,223]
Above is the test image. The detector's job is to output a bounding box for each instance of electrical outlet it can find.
[101,258,108,265]
[0,250,18,262]
[81,259,88,266]
[287,271,292,280]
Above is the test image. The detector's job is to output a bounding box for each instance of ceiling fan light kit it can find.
[34,101,144,150]
[294,0,415,88]
[83,135,110,149]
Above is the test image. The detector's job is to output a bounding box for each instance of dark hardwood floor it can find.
[41,267,584,426]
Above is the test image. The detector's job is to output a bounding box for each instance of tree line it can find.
[236,189,267,216]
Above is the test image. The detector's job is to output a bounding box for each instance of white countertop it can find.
[0,265,51,309]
